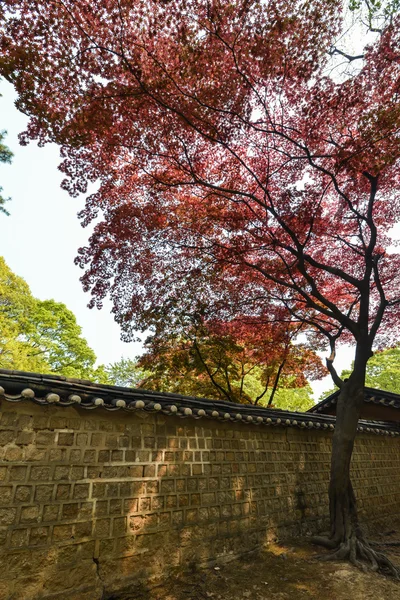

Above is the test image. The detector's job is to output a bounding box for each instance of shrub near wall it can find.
[0,392,400,599]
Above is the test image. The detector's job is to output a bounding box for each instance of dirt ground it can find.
[111,531,400,600]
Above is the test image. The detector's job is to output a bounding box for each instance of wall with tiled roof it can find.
[1,370,400,598]
[308,387,400,423]
[1,369,399,436]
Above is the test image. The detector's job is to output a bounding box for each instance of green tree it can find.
[0,256,37,370]
[0,256,99,378]
[0,125,13,215]
[364,346,400,392]
[321,345,400,400]
[268,385,315,412]
[24,299,99,378]
[97,357,148,388]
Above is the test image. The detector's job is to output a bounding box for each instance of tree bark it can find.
[313,345,400,576]
[328,375,364,546]
[267,359,286,407]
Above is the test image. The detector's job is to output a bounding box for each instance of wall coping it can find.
[0,368,399,437]
[309,386,400,414]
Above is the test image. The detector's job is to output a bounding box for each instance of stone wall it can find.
[0,399,400,599]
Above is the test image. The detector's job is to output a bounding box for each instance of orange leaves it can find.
[138,315,325,404]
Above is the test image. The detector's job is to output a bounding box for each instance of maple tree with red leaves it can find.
[2,0,400,574]
[138,314,324,406]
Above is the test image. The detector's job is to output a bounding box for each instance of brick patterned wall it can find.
[0,400,400,599]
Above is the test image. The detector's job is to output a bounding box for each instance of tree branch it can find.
[192,339,232,402]
[267,359,286,407]
[329,47,364,62]
[325,340,344,388]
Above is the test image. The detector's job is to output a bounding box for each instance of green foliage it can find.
[26,299,98,378]
[363,346,400,393]
[269,386,315,412]
[348,0,400,29]
[319,344,400,401]
[137,325,319,409]
[237,369,314,411]
[96,357,149,388]
[0,126,13,215]
[0,256,99,378]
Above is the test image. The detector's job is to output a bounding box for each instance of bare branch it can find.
[267,359,286,407]
[326,340,344,389]
[368,257,389,343]
[192,340,232,402]
[329,47,364,62]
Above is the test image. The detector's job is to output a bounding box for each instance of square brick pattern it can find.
[0,401,399,599]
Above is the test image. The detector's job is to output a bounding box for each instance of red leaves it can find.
[1,1,400,359]
[138,315,325,404]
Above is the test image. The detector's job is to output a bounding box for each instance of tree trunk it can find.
[328,375,364,547]
[313,348,400,576]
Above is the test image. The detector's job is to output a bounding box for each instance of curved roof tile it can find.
[308,387,400,414]
[0,369,399,436]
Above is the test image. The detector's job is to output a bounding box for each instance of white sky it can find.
[0,80,355,402]
[0,81,143,366]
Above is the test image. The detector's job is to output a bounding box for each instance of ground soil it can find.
[111,529,400,600]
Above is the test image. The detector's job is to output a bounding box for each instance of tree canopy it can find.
[1,0,398,353]
[99,357,148,389]
[0,256,99,378]
[138,316,324,407]
[365,346,400,392]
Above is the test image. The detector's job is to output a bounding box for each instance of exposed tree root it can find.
[370,541,400,547]
[311,535,339,550]
[312,534,400,578]
[311,380,400,580]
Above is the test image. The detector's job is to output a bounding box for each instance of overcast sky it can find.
[0,79,355,400]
